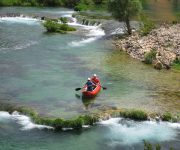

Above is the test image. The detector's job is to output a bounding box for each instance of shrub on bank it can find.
[139,13,155,36]
[144,140,174,150]
[59,17,68,24]
[144,49,157,64]
[172,57,180,70]
[120,110,148,121]
[162,112,172,121]
[43,20,76,33]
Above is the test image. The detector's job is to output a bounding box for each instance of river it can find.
[0,6,180,150]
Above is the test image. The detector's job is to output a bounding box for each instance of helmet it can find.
[93,74,97,77]
[87,78,91,81]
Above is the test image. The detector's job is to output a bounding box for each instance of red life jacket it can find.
[91,77,100,84]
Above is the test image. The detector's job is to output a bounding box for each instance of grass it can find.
[144,49,157,64]
[172,57,180,70]
[119,109,148,121]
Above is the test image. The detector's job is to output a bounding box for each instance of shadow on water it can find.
[75,93,96,110]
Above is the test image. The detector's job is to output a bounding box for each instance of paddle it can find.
[75,86,107,91]
[75,88,82,91]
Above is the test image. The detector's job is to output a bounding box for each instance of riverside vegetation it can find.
[0,103,179,131]
[43,19,76,33]
[107,0,180,70]
[0,0,107,10]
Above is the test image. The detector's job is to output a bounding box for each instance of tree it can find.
[108,0,142,35]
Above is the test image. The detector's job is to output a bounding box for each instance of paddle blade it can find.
[102,87,107,90]
[75,88,81,91]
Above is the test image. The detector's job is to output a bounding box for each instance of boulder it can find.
[154,60,163,70]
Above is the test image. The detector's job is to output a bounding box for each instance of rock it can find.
[114,23,180,69]
[154,60,163,70]
[155,116,161,122]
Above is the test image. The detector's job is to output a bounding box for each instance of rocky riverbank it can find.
[114,23,180,69]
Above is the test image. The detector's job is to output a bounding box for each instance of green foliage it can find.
[93,0,105,4]
[172,57,180,70]
[108,0,142,34]
[74,3,89,11]
[144,141,174,150]
[144,140,153,150]
[80,115,97,125]
[74,0,108,11]
[139,13,155,36]
[162,112,172,121]
[144,49,157,64]
[155,144,161,150]
[173,57,180,64]
[43,20,76,33]
[0,0,108,11]
[120,110,147,121]
[53,118,64,130]
[71,118,83,130]
[59,17,68,24]
[74,12,112,20]
[0,0,80,7]
[74,0,93,11]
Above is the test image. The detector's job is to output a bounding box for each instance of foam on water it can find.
[0,16,39,25]
[70,37,99,47]
[0,111,11,122]
[111,27,124,35]
[0,111,53,130]
[68,18,105,47]
[13,41,38,50]
[68,21,105,37]
[0,41,38,52]
[98,118,180,146]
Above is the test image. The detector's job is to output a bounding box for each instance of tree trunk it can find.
[125,17,132,35]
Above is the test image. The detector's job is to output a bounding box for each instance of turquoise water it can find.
[0,7,180,150]
[0,7,180,118]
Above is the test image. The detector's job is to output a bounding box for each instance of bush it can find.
[43,20,59,32]
[74,3,89,11]
[162,112,172,121]
[139,13,155,36]
[144,140,153,150]
[43,20,76,33]
[144,49,157,64]
[71,118,83,130]
[120,110,148,121]
[59,17,68,24]
[173,57,180,64]
[172,57,180,70]
[80,115,97,125]
[53,118,64,130]
[93,0,104,5]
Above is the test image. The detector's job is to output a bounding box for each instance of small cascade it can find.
[0,111,53,130]
[98,117,180,145]
[67,16,105,47]
[75,18,101,26]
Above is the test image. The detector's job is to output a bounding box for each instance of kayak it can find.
[82,83,101,98]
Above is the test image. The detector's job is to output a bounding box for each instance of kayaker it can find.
[91,74,100,84]
[86,78,95,91]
